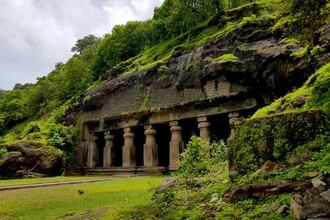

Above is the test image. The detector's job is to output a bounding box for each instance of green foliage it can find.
[230,111,328,175]
[92,21,156,78]
[71,34,100,54]
[24,123,40,135]
[253,63,330,118]
[47,124,74,151]
[0,147,8,158]
[213,53,240,62]
[178,136,210,178]
[179,137,227,177]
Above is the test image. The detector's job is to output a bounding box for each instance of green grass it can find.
[0,176,164,220]
[0,176,111,187]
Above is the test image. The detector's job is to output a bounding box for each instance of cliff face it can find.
[70,5,329,127]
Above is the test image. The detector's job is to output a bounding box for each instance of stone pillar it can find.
[144,125,158,167]
[228,112,240,128]
[122,128,136,167]
[103,131,114,168]
[198,116,211,142]
[87,134,98,168]
[169,121,183,169]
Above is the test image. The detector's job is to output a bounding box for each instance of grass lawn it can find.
[0,176,164,220]
[0,176,111,187]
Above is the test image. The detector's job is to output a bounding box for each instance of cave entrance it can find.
[95,132,105,167]
[181,118,199,147]
[155,124,170,167]
[112,129,123,167]
[133,126,145,167]
[209,114,231,144]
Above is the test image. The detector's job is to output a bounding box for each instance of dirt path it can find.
[0,175,142,191]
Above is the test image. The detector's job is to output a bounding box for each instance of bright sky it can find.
[0,0,164,90]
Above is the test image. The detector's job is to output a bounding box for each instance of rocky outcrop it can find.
[0,142,63,178]
[66,9,330,126]
[290,177,330,220]
[224,180,312,202]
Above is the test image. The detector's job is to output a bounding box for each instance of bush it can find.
[0,148,8,158]
[178,136,210,178]
[47,124,74,151]
[178,136,228,179]
[25,123,40,134]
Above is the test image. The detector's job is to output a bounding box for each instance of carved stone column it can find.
[198,116,211,142]
[103,131,114,168]
[228,112,240,127]
[144,125,158,167]
[122,128,136,167]
[169,121,183,169]
[87,134,98,168]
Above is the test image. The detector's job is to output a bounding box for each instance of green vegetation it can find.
[114,60,330,220]
[0,176,164,220]
[253,63,330,118]
[121,138,295,219]
[213,53,240,62]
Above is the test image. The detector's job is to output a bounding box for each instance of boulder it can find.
[320,190,330,203]
[155,177,178,194]
[0,142,63,178]
[224,180,312,202]
[311,178,327,192]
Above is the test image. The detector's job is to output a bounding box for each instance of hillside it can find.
[0,0,330,219]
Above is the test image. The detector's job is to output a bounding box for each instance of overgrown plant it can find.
[178,136,227,179]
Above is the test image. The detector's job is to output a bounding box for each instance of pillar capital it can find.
[170,125,182,132]
[198,122,211,129]
[104,131,114,141]
[229,112,240,126]
[169,121,179,127]
[91,135,98,142]
[144,125,156,135]
[228,112,240,118]
[197,116,208,122]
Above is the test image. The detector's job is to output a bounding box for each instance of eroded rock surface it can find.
[0,142,63,178]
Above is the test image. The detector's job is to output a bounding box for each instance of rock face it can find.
[67,12,322,128]
[290,178,330,220]
[0,142,63,178]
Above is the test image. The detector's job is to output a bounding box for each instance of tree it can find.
[92,21,154,78]
[71,34,100,54]
[153,0,224,38]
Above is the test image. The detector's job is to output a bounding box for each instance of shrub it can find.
[178,136,228,179]
[47,124,74,151]
[0,148,7,158]
[178,136,209,178]
[25,123,40,135]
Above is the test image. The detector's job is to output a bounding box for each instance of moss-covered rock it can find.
[0,142,63,178]
[228,110,329,176]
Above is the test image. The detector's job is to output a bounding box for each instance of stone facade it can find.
[71,16,316,173]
